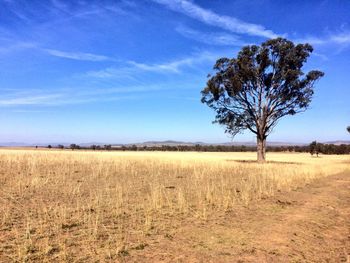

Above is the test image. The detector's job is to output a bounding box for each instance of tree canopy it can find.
[201,38,324,162]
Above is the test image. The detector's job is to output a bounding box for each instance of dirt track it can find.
[130,173,350,262]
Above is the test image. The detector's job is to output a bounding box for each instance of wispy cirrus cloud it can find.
[152,0,279,38]
[128,56,197,73]
[87,51,219,78]
[296,31,350,46]
[2,0,32,23]
[43,48,113,61]
[0,94,118,106]
[176,25,244,46]
[128,51,219,73]
[0,84,174,107]
[0,41,37,54]
[0,94,63,106]
[0,90,125,106]
[0,41,114,62]
[0,0,134,53]
[85,67,134,79]
[330,32,350,44]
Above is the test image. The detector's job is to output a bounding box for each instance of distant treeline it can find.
[45,143,350,155]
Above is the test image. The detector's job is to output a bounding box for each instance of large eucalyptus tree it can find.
[201,38,324,162]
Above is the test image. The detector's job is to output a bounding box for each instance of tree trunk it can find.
[257,136,266,163]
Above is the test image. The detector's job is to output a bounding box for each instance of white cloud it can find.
[0,84,173,107]
[86,51,218,78]
[79,85,169,96]
[50,0,70,12]
[329,32,350,44]
[11,109,52,113]
[0,91,124,106]
[85,67,136,79]
[296,32,350,46]
[176,25,244,46]
[127,58,193,73]
[0,94,63,106]
[44,49,112,61]
[0,41,37,54]
[152,0,278,38]
[312,52,328,61]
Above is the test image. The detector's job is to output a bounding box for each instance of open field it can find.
[0,149,349,262]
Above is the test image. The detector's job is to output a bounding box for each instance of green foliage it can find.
[87,144,350,154]
[90,144,101,150]
[104,144,112,150]
[201,38,324,139]
[46,143,350,154]
[309,141,321,156]
[70,144,80,150]
[91,144,97,150]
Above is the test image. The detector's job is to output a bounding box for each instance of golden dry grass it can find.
[0,149,349,261]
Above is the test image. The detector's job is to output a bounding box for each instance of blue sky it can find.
[0,0,349,144]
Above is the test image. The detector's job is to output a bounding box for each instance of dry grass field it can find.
[0,149,349,262]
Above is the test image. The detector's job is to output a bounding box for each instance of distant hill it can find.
[324,140,350,145]
[0,142,31,147]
